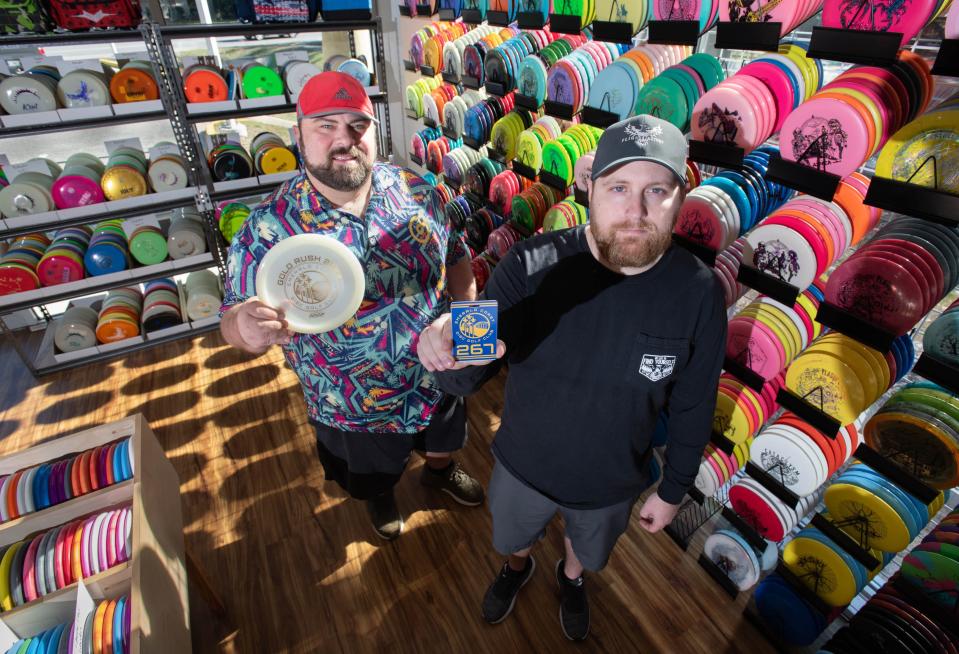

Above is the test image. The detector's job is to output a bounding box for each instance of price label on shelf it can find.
[18,54,63,71]
[105,137,145,155]
[116,52,151,67]
[122,214,162,239]
[182,55,220,69]
[56,59,106,75]
[274,50,311,67]
[0,59,11,76]
[149,142,181,160]
[2,159,55,179]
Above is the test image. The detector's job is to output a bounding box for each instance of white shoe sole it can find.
[372,517,404,540]
[440,487,484,507]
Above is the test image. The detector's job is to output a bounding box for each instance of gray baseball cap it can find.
[590,114,688,184]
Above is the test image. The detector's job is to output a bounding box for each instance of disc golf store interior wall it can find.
[396,1,959,651]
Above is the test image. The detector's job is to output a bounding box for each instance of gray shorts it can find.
[487,459,643,572]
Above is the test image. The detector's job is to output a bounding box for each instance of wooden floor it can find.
[0,331,775,654]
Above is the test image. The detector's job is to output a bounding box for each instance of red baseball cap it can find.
[296,71,377,122]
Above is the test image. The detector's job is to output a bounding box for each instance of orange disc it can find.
[92,598,109,654]
[77,451,92,495]
[5,470,21,519]
[109,69,159,103]
[833,181,873,245]
[96,318,139,344]
[775,207,836,264]
[71,455,82,497]
[88,446,101,492]
[897,50,933,115]
[72,522,84,581]
[183,69,228,103]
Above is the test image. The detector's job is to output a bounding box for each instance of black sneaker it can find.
[482,557,536,624]
[556,559,589,641]
[420,460,485,506]
[366,490,403,540]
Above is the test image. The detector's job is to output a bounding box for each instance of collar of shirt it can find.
[295,162,398,224]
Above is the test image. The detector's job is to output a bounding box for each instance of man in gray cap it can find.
[417,114,726,641]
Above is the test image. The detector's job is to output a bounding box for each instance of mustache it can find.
[327,146,364,160]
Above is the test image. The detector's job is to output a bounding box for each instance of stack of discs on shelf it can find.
[750,412,862,497]
[422,83,459,127]
[596,0,651,33]
[876,90,959,193]
[725,285,824,382]
[185,270,222,321]
[703,528,777,591]
[239,62,285,99]
[147,145,190,192]
[463,158,508,199]
[54,305,99,352]
[488,169,530,216]
[486,223,525,259]
[102,147,148,201]
[182,63,230,103]
[463,28,519,86]
[445,194,486,232]
[442,25,497,81]
[84,221,130,276]
[922,299,959,366]
[0,164,57,216]
[427,135,465,174]
[411,126,444,163]
[785,331,904,424]
[217,201,252,243]
[410,21,471,70]
[584,44,690,121]
[822,0,954,46]
[514,115,563,172]
[825,463,937,553]
[509,182,565,234]
[128,222,167,267]
[250,132,297,175]
[442,89,485,138]
[516,36,574,106]
[489,110,536,160]
[336,58,372,86]
[208,142,255,182]
[542,196,588,232]
[950,0,959,37]
[321,54,349,73]
[109,60,159,103]
[729,476,823,541]
[0,439,134,523]
[824,217,958,335]
[0,233,51,295]
[865,381,959,490]
[441,146,485,186]
[464,207,506,252]
[635,52,725,133]
[541,124,603,187]
[0,67,60,114]
[96,287,142,343]
[57,68,111,108]
[783,522,877,607]
[720,0,823,37]
[88,594,134,654]
[545,41,628,115]
[780,53,932,177]
[652,0,717,33]
[464,94,515,146]
[3,621,72,654]
[712,239,747,308]
[694,434,751,498]
[281,59,322,97]
[483,31,551,92]
[713,371,784,445]
[901,505,959,611]
[754,574,832,647]
[549,0,596,28]
[51,153,105,208]
[141,278,183,331]
[471,251,497,291]
[37,226,91,287]
[0,506,133,612]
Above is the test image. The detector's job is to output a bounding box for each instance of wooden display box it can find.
[0,415,190,653]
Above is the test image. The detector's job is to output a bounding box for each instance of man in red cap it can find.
[220,72,484,540]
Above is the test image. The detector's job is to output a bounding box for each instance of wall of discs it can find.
[395,1,959,651]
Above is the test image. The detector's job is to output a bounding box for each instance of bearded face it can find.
[296,113,377,192]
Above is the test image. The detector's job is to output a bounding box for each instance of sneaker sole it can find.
[485,557,536,625]
[440,487,484,507]
[373,517,404,541]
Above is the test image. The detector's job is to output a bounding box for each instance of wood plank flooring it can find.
[0,332,775,654]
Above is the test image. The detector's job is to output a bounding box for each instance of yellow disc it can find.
[713,391,754,444]
[786,351,866,424]
[721,376,767,424]
[804,336,880,406]
[709,449,731,482]
[833,334,890,396]
[101,166,147,201]
[754,300,805,357]
[0,541,22,611]
[796,294,823,339]
[824,482,912,552]
[733,441,750,468]
[779,45,817,101]
[259,146,297,174]
[864,411,959,490]
[783,534,859,606]
[875,109,959,193]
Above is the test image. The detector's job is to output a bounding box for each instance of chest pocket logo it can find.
[638,354,676,382]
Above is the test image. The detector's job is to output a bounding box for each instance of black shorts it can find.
[313,394,468,500]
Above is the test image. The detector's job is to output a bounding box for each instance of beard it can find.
[302,144,373,191]
[590,218,674,269]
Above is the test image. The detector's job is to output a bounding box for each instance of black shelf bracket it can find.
[775,388,841,439]
[581,105,620,129]
[539,170,569,193]
[745,461,800,510]
[409,153,424,166]
[715,21,782,52]
[912,352,959,397]
[517,11,547,29]
[688,139,745,169]
[442,71,460,85]
[442,126,459,141]
[487,10,510,26]
[810,513,881,571]
[736,264,800,306]
[485,80,508,98]
[461,8,483,24]
[852,443,938,506]
[403,60,417,72]
[549,13,581,34]
[544,100,576,121]
[814,301,896,353]
[806,26,901,66]
[463,136,484,151]
[648,20,699,46]
[512,160,538,181]
[399,4,412,16]
[670,234,717,267]
[591,20,636,45]
[710,430,736,456]
[487,148,507,164]
[462,76,481,90]
[720,506,768,552]
[423,117,437,129]
[863,176,959,228]
[415,3,435,16]
[931,39,959,77]
[421,65,436,77]
[438,7,456,20]
[573,188,589,208]
[766,154,841,200]
[723,356,766,393]
[698,553,740,598]
[515,94,542,112]
[774,561,835,617]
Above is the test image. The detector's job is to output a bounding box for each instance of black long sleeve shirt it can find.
[435,226,727,508]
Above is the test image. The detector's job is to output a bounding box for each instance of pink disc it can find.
[825,77,894,143]
[726,75,776,142]
[36,255,85,287]
[726,317,786,381]
[738,61,795,133]
[948,1,959,39]
[50,176,104,209]
[822,0,938,47]
[720,0,799,34]
[824,254,926,335]
[779,97,872,177]
[691,83,761,150]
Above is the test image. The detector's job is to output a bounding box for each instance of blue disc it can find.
[716,170,759,229]
[586,61,638,121]
[754,574,827,646]
[702,176,750,237]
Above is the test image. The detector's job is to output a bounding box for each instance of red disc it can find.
[824,253,925,335]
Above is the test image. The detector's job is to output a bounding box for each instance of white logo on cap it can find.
[622,122,664,148]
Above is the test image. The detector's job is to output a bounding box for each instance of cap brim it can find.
[299,109,379,123]
[591,156,686,184]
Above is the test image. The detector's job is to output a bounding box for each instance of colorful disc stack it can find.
[489,110,535,160]
[822,0,954,46]
[406,77,442,119]
[336,58,372,87]
[422,83,458,127]
[464,95,515,146]
[750,412,862,497]
[483,31,552,92]
[54,305,99,353]
[713,240,748,308]
[142,278,183,332]
[441,146,485,186]
[0,506,133,613]
[128,222,167,267]
[824,216,958,335]
[3,620,73,654]
[84,594,132,654]
[102,147,148,202]
[148,144,190,193]
[182,63,229,103]
[0,233,51,295]
[411,21,471,71]
[549,0,596,27]
[463,158,507,199]
[652,0,717,32]
[185,270,223,321]
[488,169,530,216]
[703,528,777,591]
[445,194,486,232]
[720,0,823,36]
[780,52,933,177]
[96,288,142,344]
[52,152,105,209]
[281,59,322,97]
[217,201,252,243]
[635,52,724,132]
[783,522,876,607]
[825,463,939,553]
[514,115,563,172]
[443,25,499,81]
[486,223,525,260]
[464,207,506,252]
[950,0,959,37]
[754,574,832,647]
[109,60,159,103]
[923,299,959,367]
[84,221,130,277]
[240,62,285,99]
[584,44,694,121]
[729,476,822,542]
[901,505,959,612]
[442,89,485,139]
[725,285,823,381]
[37,226,92,287]
[509,182,565,234]
[876,90,959,194]
[411,126,444,163]
[546,41,630,115]
[541,124,603,187]
[250,133,297,175]
[694,427,751,497]
[542,196,588,232]
[0,165,57,216]
[463,27,520,85]
[865,381,959,490]
[208,142,254,182]
[713,370,784,445]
